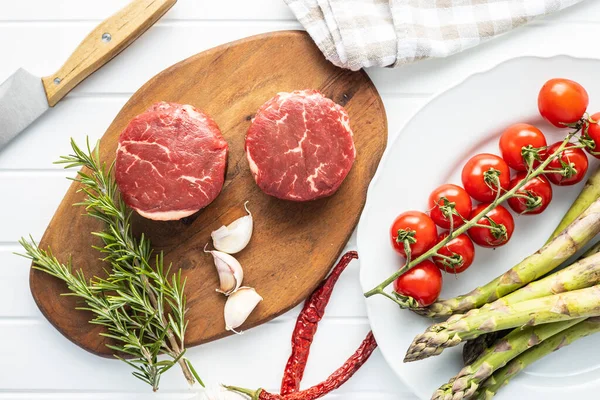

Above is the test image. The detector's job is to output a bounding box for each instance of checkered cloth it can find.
[284,0,584,70]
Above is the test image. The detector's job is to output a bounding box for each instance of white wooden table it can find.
[1,1,599,399]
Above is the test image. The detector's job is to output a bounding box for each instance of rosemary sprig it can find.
[19,138,202,391]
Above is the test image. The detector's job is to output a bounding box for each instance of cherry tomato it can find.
[507,172,553,215]
[538,78,589,127]
[461,154,511,202]
[390,211,437,257]
[544,142,589,186]
[584,112,600,159]
[433,232,475,274]
[393,260,442,307]
[499,123,547,171]
[468,204,515,248]
[428,184,472,229]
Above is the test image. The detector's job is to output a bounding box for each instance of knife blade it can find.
[0,0,177,152]
[0,69,49,150]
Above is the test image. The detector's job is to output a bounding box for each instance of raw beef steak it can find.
[245,90,356,201]
[115,102,228,221]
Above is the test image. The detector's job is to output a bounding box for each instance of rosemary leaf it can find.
[18,138,202,391]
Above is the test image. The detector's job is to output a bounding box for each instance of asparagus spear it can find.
[474,317,600,400]
[432,318,583,400]
[404,285,600,362]
[455,250,600,324]
[582,239,600,258]
[463,174,600,365]
[457,249,600,393]
[461,239,600,365]
[463,331,509,366]
[548,165,600,242]
[466,238,600,365]
[416,196,600,318]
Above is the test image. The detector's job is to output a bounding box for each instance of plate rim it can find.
[357,53,600,398]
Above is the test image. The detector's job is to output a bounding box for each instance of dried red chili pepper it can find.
[281,250,358,395]
[226,331,378,400]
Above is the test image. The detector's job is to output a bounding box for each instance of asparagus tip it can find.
[431,381,479,400]
[404,329,462,362]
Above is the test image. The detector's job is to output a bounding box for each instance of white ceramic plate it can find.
[358,56,600,400]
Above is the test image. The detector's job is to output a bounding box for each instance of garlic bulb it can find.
[204,245,243,295]
[211,202,253,254]
[224,287,263,333]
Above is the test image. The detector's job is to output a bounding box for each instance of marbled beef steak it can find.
[245,90,356,201]
[115,102,228,220]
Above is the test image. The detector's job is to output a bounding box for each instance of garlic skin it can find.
[205,246,244,295]
[224,287,263,333]
[198,385,246,400]
[211,202,253,254]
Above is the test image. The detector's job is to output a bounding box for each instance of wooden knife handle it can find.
[41,0,177,107]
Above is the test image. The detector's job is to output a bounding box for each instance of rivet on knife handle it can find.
[41,0,177,107]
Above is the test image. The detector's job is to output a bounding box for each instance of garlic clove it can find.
[204,245,243,295]
[211,202,253,254]
[199,385,247,400]
[224,287,263,333]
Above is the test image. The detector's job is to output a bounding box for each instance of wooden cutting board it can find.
[30,30,387,357]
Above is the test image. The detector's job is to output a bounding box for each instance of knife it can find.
[0,0,177,152]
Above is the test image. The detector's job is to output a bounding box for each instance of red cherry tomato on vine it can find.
[584,112,600,159]
[507,172,553,215]
[393,260,442,307]
[538,78,589,128]
[468,204,515,248]
[462,154,511,202]
[544,142,588,186]
[499,123,547,171]
[433,232,475,274]
[390,211,437,257]
[428,184,472,229]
